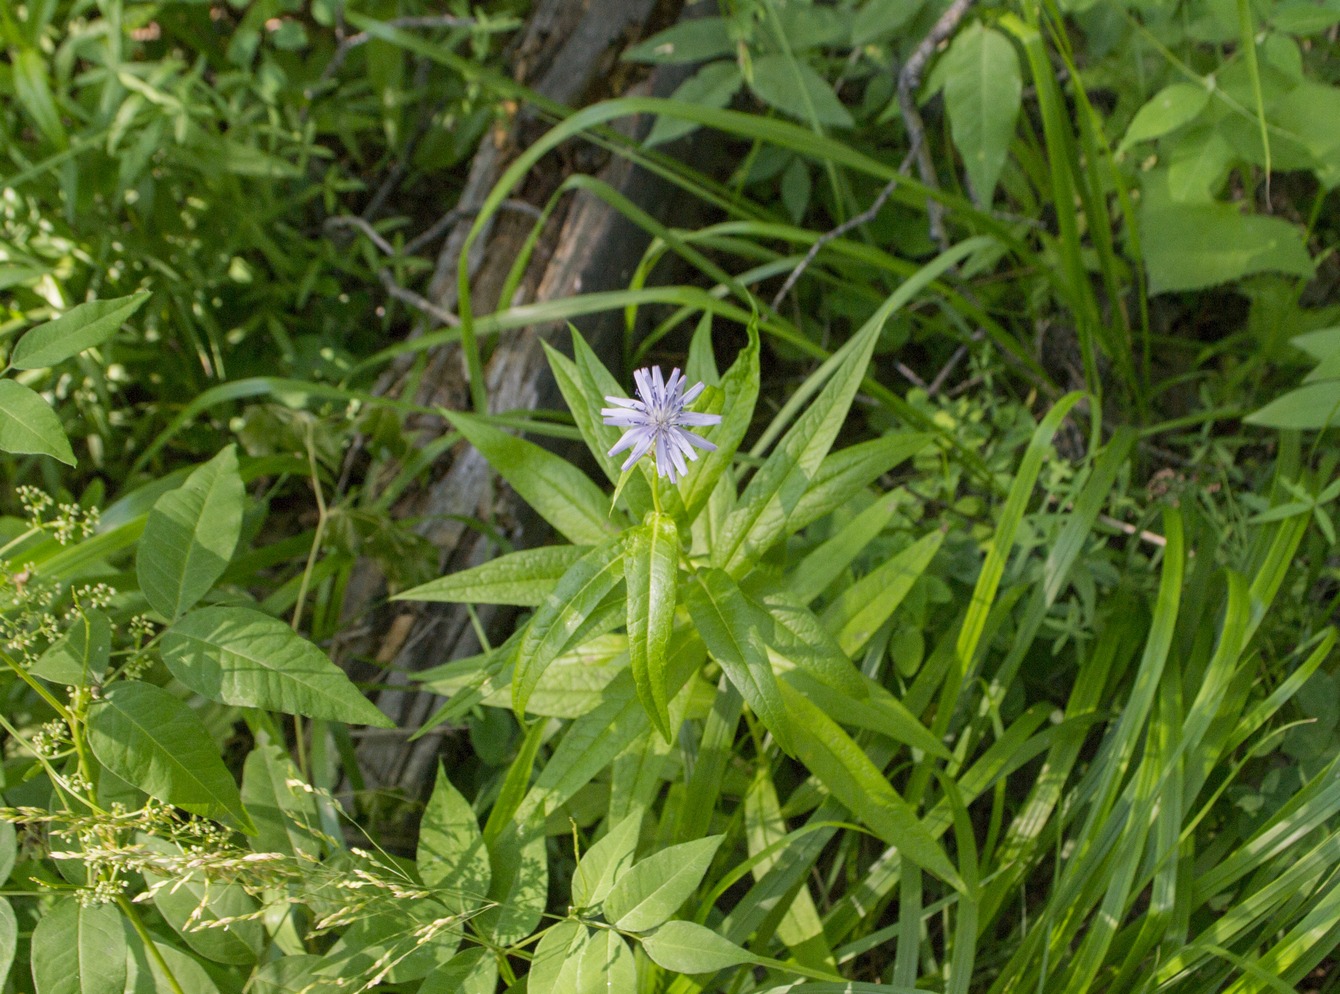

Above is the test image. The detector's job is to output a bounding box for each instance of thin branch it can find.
[378,269,460,328]
[771,0,978,311]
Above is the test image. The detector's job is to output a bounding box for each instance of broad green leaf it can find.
[421,947,498,994]
[853,0,924,44]
[143,840,264,965]
[31,897,126,994]
[447,410,617,546]
[640,921,757,973]
[30,610,111,685]
[572,811,643,910]
[783,670,950,759]
[624,18,734,63]
[1167,125,1234,201]
[822,530,944,656]
[137,445,244,620]
[577,929,636,993]
[1119,83,1211,152]
[647,61,743,146]
[480,819,548,945]
[678,320,760,521]
[316,901,459,983]
[604,834,723,932]
[0,899,14,991]
[528,920,588,994]
[716,317,883,574]
[418,765,491,915]
[471,634,625,719]
[162,605,393,727]
[762,591,868,700]
[395,545,586,606]
[750,52,854,129]
[1247,381,1340,429]
[685,568,794,755]
[513,534,626,717]
[11,292,150,369]
[942,24,1022,203]
[787,434,929,536]
[246,956,330,994]
[241,743,321,859]
[626,513,679,740]
[781,683,962,889]
[0,379,75,465]
[0,821,13,883]
[86,681,253,830]
[126,938,221,994]
[1140,175,1314,292]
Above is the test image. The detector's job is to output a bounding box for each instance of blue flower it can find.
[601,367,722,484]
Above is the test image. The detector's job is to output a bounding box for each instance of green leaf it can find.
[395,545,586,606]
[30,610,111,685]
[788,491,902,604]
[447,410,617,546]
[86,681,253,830]
[782,670,950,759]
[942,24,1022,203]
[853,0,924,44]
[624,18,734,63]
[418,765,491,915]
[513,535,626,717]
[241,744,321,859]
[626,513,679,741]
[480,820,548,945]
[162,605,393,727]
[0,899,14,991]
[0,379,75,465]
[245,956,327,994]
[529,921,588,994]
[647,62,744,147]
[685,568,794,755]
[640,920,757,973]
[577,929,636,993]
[1247,381,1340,429]
[1140,175,1315,292]
[822,530,944,656]
[421,947,498,994]
[750,53,854,128]
[572,812,643,910]
[30,897,126,994]
[13,49,67,149]
[0,821,13,884]
[678,320,760,522]
[11,292,150,370]
[603,834,723,931]
[787,434,930,535]
[137,445,244,620]
[1118,83,1211,152]
[720,336,881,574]
[781,683,963,890]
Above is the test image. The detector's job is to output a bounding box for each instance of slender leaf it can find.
[626,513,679,740]
[604,835,723,931]
[395,545,586,606]
[11,292,150,369]
[641,920,758,973]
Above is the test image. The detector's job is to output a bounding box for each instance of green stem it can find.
[118,896,188,994]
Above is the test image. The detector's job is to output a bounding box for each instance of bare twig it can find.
[378,269,460,328]
[771,0,978,311]
[325,215,397,257]
[898,0,978,250]
[927,328,986,396]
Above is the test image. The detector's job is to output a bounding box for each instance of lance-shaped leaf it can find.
[604,834,723,931]
[514,534,626,718]
[626,512,679,740]
[137,445,244,621]
[572,811,643,910]
[677,319,759,520]
[685,568,794,755]
[0,379,75,465]
[716,316,882,575]
[11,291,150,369]
[640,920,758,973]
[87,682,253,830]
[447,409,618,546]
[162,605,393,726]
[780,682,963,890]
[395,545,587,606]
[822,530,945,656]
[787,433,929,536]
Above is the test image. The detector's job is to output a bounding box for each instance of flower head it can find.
[601,366,722,484]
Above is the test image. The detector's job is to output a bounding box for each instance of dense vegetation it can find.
[1,0,1338,992]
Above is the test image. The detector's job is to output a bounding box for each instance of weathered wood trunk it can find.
[338,0,709,796]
